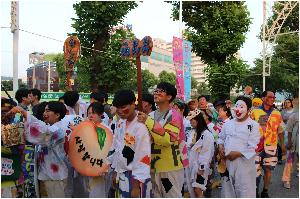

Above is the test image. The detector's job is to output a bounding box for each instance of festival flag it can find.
[173,37,184,100]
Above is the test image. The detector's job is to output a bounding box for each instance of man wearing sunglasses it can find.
[250,90,285,198]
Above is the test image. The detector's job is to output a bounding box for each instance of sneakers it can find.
[283,181,291,189]
[261,191,270,198]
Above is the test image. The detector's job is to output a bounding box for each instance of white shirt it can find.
[188,130,214,175]
[183,117,192,134]
[217,118,260,159]
[25,113,82,180]
[66,98,88,118]
[107,113,151,182]
[186,129,196,149]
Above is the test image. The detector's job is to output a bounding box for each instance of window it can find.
[141,56,149,63]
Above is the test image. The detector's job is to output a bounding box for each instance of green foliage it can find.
[141,70,158,93]
[241,34,299,96]
[2,80,13,91]
[268,3,299,33]
[243,3,299,97]
[191,76,198,89]
[72,1,138,56]
[171,1,251,65]
[196,82,210,96]
[205,57,249,100]
[74,29,136,93]
[158,70,176,85]
[70,1,138,92]
[2,79,27,91]
[170,1,251,99]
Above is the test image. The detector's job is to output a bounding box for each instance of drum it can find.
[68,121,113,176]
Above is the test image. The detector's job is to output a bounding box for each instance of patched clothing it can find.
[107,114,151,197]
[250,107,284,152]
[251,107,284,172]
[25,113,82,181]
[188,130,214,191]
[146,109,188,173]
[218,118,260,198]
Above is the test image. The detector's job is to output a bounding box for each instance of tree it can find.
[141,70,158,93]
[196,82,211,96]
[241,3,299,97]
[241,34,299,97]
[158,70,176,85]
[1,79,27,91]
[191,76,198,89]
[267,3,299,33]
[71,1,138,91]
[170,1,251,99]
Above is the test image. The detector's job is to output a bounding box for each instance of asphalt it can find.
[211,161,299,198]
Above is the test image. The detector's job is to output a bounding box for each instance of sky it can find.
[1,0,267,78]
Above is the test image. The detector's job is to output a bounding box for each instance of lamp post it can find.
[11,1,19,96]
[48,61,51,92]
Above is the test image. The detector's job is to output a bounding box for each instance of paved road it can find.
[211,162,299,198]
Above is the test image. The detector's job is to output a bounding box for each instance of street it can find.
[212,161,299,198]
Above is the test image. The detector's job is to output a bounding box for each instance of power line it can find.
[1,27,121,56]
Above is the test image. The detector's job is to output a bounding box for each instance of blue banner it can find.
[183,40,192,102]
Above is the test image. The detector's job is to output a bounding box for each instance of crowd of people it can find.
[1,83,299,198]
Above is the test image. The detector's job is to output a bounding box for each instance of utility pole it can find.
[48,61,51,92]
[179,0,182,38]
[11,1,19,95]
[262,1,266,92]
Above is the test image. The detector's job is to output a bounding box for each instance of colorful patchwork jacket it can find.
[250,107,284,153]
[146,108,189,173]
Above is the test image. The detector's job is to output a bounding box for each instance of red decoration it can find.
[140,155,151,166]
[63,36,81,91]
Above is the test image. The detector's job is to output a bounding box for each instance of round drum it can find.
[69,121,113,176]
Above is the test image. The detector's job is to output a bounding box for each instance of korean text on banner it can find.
[173,37,184,100]
[183,40,192,102]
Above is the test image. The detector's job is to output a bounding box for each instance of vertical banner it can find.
[183,40,192,102]
[172,37,184,100]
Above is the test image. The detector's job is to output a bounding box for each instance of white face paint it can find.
[234,100,248,119]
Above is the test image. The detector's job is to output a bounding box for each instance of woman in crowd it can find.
[186,110,215,197]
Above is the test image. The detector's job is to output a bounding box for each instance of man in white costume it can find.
[217,96,260,198]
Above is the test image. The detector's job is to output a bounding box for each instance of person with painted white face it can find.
[217,96,260,198]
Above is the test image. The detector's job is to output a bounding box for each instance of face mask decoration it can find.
[235,100,248,119]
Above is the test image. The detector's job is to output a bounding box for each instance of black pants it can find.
[277,144,282,161]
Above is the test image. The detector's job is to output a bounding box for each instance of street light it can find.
[47,61,56,92]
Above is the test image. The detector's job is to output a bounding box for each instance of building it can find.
[140,38,175,76]
[27,61,59,92]
[191,54,207,83]
[141,38,208,84]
